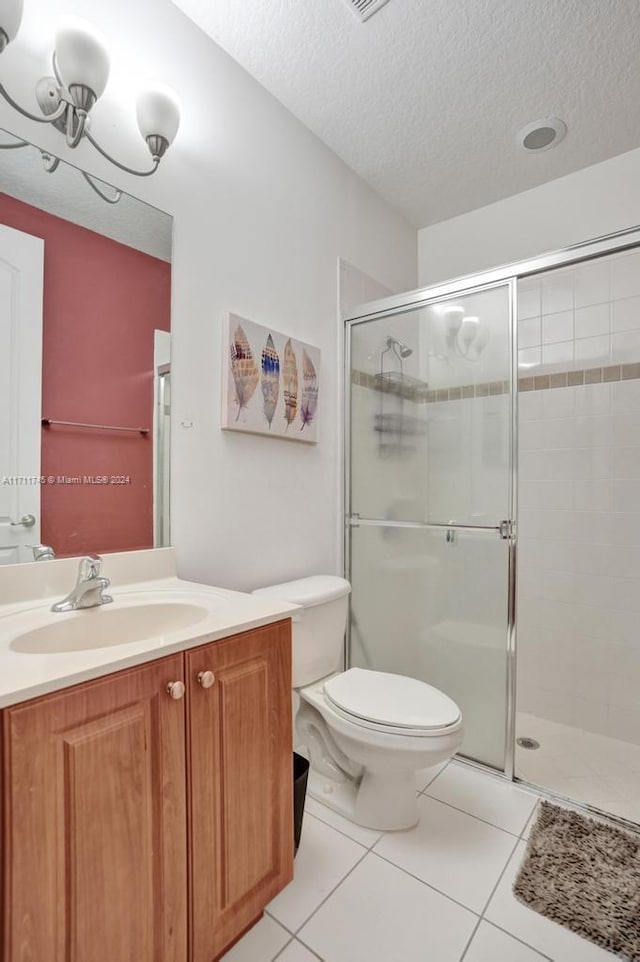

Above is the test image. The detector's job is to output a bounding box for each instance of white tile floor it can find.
[516,711,640,824]
[222,759,631,962]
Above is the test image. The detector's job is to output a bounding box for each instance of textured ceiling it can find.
[171,0,640,227]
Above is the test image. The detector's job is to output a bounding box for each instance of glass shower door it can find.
[347,282,515,770]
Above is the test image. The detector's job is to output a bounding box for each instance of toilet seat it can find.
[322,668,461,737]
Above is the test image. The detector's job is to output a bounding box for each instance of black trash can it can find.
[293,752,310,855]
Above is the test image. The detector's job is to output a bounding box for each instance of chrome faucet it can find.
[51,555,113,612]
[29,544,56,562]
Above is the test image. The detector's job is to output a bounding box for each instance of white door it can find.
[0,224,44,564]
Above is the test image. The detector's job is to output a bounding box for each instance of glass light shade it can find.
[0,0,23,43]
[136,85,181,146]
[54,17,111,100]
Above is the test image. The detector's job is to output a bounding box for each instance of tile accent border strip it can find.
[351,369,430,402]
[352,362,640,403]
[518,362,640,392]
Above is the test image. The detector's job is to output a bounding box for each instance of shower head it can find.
[386,336,413,359]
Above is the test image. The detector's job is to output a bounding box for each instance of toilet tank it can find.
[253,576,351,687]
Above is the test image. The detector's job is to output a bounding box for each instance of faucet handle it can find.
[27,544,56,561]
[78,554,103,579]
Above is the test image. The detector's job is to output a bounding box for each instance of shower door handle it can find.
[347,517,514,539]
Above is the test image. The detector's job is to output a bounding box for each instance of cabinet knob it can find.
[166,680,186,700]
[197,670,215,689]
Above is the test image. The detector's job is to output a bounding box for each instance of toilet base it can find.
[307,767,420,831]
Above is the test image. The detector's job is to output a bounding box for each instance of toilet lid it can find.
[323,668,461,731]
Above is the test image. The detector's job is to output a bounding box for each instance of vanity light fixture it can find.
[0,3,180,199]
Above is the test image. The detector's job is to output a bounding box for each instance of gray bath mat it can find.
[513,802,640,961]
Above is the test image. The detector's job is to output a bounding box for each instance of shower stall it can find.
[344,227,640,826]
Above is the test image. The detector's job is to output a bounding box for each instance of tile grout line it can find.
[370,848,484,920]
[476,833,520,920]
[306,810,383,853]
[302,808,383,849]
[420,788,535,838]
[270,934,295,961]
[458,916,484,962]
[482,920,554,962]
[471,832,554,962]
[272,934,324,962]
[264,911,296,937]
[292,936,327,961]
[281,840,371,937]
[519,803,539,841]
[419,761,450,791]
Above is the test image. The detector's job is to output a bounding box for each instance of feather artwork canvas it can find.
[282,339,298,429]
[221,313,320,443]
[229,324,259,420]
[300,350,318,431]
[261,334,280,428]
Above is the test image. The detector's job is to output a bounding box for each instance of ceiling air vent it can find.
[343,0,391,22]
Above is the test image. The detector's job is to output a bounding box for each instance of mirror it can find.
[0,129,172,564]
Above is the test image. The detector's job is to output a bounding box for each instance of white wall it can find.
[0,0,417,590]
[418,147,640,286]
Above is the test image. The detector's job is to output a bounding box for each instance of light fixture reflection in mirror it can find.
[0,129,173,564]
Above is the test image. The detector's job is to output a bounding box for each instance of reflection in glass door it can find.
[346,282,516,771]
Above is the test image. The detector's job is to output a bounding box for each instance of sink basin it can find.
[10,602,210,653]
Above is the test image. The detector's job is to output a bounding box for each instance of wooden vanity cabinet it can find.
[187,620,294,962]
[1,652,188,962]
[0,620,293,962]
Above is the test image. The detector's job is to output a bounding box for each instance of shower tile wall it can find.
[350,382,429,523]
[517,249,640,747]
[426,393,509,524]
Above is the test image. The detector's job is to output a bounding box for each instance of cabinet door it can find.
[1,654,187,962]
[187,621,293,962]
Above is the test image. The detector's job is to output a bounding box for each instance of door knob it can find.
[11,514,36,528]
[166,680,186,700]
[197,670,215,689]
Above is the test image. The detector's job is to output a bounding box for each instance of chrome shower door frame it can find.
[344,275,518,776]
[343,222,640,785]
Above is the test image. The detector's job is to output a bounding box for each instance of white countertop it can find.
[0,548,298,708]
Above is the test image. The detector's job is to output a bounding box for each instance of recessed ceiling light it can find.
[517,117,567,152]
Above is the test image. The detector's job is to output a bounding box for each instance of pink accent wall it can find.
[0,194,171,557]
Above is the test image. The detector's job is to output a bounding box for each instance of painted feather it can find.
[261,333,280,428]
[300,350,318,431]
[230,324,259,420]
[283,338,298,428]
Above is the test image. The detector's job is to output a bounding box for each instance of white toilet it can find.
[253,575,463,831]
